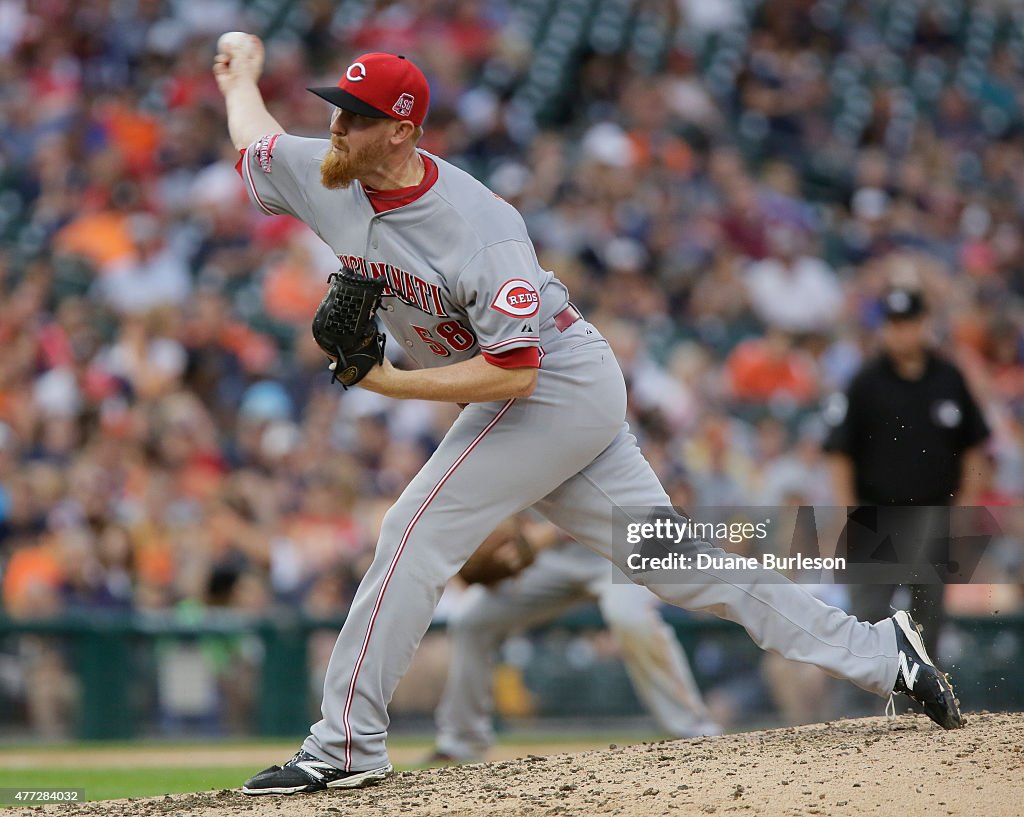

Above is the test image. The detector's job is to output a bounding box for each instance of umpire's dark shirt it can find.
[823,352,989,505]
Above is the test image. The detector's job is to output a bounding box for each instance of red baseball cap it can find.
[308,52,429,127]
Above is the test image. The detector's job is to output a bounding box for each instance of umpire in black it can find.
[823,287,989,658]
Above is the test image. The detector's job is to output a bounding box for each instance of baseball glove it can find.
[311,267,387,389]
[458,518,537,586]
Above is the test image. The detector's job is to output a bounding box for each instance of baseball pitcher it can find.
[212,38,962,796]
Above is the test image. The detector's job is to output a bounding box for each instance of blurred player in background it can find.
[431,515,719,763]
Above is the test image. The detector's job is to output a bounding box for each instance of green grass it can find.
[0,731,663,804]
[1,729,658,753]
[0,768,254,804]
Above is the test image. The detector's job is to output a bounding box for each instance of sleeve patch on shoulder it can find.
[490,279,540,318]
[252,133,281,173]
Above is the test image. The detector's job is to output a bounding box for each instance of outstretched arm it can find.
[352,355,537,403]
[212,33,286,150]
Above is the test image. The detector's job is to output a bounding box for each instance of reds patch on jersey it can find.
[491,279,540,318]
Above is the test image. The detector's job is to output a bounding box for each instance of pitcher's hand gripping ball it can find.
[217,31,258,60]
[312,268,387,389]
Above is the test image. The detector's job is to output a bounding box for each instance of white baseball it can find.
[217,31,256,58]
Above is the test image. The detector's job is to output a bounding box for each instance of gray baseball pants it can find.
[304,323,899,771]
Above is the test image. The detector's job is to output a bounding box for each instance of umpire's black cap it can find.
[882,288,926,321]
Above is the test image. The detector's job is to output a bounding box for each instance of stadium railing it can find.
[0,610,1019,740]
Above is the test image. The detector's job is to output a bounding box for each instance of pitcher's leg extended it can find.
[534,427,900,697]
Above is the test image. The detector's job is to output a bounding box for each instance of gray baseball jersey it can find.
[242,134,567,367]
[240,133,901,774]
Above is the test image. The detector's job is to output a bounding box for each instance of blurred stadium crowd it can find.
[1,0,1024,735]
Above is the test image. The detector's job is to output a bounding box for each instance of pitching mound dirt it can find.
[13,712,1022,817]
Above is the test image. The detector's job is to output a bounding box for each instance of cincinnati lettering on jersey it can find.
[338,254,450,318]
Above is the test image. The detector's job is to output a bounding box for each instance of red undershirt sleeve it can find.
[482,346,540,369]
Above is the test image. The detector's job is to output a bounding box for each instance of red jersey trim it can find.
[363,155,438,213]
[482,346,540,369]
[479,335,540,352]
[239,146,277,216]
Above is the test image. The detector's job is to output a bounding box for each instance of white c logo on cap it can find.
[346,62,367,82]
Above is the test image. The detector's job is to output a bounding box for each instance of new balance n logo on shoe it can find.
[897,651,920,691]
[293,759,339,781]
[890,610,963,729]
[241,749,393,795]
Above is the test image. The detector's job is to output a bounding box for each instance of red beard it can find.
[320,134,391,189]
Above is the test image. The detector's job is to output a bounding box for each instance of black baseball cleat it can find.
[890,610,963,729]
[241,750,393,795]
